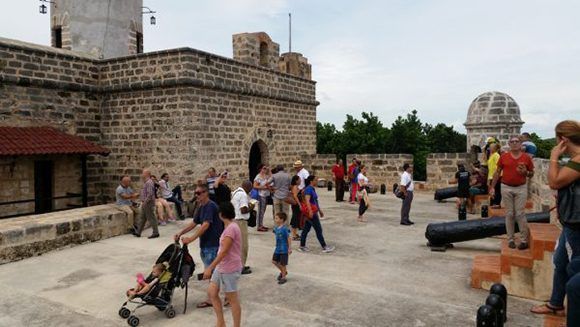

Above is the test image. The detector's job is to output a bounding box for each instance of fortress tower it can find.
[50,0,143,58]
[464,91,524,151]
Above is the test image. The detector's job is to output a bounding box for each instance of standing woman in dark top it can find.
[531,120,580,326]
[289,175,302,241]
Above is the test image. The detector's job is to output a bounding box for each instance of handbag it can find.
[557,180,580,227]
[248,210,257,227]
[300,202,319,219]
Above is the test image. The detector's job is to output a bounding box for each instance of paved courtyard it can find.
[0,190,544,326]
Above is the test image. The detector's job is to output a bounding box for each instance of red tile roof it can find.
[0,126,110,156]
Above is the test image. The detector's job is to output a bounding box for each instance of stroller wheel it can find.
[127,315,140,327]
[165,306,176,319]
[118,307,131,319]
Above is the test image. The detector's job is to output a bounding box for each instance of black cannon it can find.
[425,212,550,251]
[434,186,457,201]
[380,184,386,195]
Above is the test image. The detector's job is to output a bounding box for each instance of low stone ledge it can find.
[0,204,134,264]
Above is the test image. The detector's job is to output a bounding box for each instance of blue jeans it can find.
[200,247,219,269]
[567,273,580,327]
[548,226,580,307]
[300,214,327,248]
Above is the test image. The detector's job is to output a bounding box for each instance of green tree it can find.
[529,133,556,159]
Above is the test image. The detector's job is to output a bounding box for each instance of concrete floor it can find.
[0,190,545,327]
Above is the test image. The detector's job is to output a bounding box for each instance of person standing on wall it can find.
[331,159,345,202]
[348,158,359,204]
[400,163,415,226]
[490,136,534,250]
[487,143,502,208]
[520,132,537,158]
[132,169,160,239]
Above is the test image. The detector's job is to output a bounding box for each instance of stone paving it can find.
[0,190,545,326]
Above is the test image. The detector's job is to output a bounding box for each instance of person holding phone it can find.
[490,136,534,250]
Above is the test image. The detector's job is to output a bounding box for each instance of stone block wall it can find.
[426,153,473,190]
[0,37,318,204]
[302,154,337,182]
[528,158,555,213]
[232,32,280,70]
[348,154,414,188]
[0,155,83,217]
[0,204,133,264]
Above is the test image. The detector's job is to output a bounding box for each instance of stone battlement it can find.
[0,204,134,264]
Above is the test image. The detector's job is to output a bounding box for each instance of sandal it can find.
[196,301,213,309]
[530,303,565,316]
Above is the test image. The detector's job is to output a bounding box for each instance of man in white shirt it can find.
[293,160,309,190]
[159,173,184,219]
[231,180,254,274]
[400,163,415,226]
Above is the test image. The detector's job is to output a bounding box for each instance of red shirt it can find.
[332,164,345,179]
[348,164,357,181]
[497,152,534,186]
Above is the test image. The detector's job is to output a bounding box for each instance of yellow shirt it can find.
[487,152,500,180]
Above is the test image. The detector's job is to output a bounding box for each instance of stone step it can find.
[530,223,560,260]
[500,239,534,274]
[471,255,501,289]
[543,314,566,327]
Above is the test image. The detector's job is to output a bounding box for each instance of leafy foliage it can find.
[529,133,555,159]
[317,110,465,180]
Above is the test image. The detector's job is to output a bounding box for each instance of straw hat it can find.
[293,160,303,168]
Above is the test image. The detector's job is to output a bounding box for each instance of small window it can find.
[53,27,62,48]
[136,32,143,54]
[259,42,268,67]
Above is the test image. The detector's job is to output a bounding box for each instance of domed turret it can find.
[464,91,524,151]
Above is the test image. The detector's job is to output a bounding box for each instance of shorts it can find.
[457,188,469,198]
[469,187,487,196]
[272,253,289,266]
[200,247,219,269]
[210,270,241,293]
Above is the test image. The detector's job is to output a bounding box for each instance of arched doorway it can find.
[248,140,268,181]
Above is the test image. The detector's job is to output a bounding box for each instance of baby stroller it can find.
[118,242,195,326]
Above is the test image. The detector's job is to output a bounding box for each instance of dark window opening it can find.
[259,42,268,67]
[136,32,143,54]
[34,160,54,214]
[53,27,62,48]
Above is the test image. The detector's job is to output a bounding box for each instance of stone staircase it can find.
[471,223,560,300]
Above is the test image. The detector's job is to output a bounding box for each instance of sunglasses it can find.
[509,140,521,144]
[195,190,207,195]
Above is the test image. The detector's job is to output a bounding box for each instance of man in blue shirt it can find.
[174,184,224,308]
[521,133,537,157]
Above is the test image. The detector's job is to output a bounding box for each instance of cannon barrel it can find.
[425,212,550,247]
[434,187,457,201]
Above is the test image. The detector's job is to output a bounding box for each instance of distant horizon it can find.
[2,0,578,139]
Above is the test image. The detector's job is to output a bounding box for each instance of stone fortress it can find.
[1,0,318,216]
[0,0,554,264]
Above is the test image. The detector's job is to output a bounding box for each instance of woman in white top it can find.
[253,164,271,232]
[357,165,370,222]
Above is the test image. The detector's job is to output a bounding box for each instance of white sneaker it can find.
[298,246,310,252]
[322,246,335,253]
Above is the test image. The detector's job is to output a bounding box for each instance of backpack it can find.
[558,179,580,228]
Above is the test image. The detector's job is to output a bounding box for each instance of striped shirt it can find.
[140,178,156,204]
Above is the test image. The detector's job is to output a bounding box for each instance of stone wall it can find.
[0,155,83,217]
[302,154,337,182]
[426,153,474,190]
[0,204,133,264]
[528,158,555,213]
[0,37,318,203]
[348,154,414,188]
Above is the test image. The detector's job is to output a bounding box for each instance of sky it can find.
[2,0,579,138]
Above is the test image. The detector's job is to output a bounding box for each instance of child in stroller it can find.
[126,263,168,300]
[118,242,195,327]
